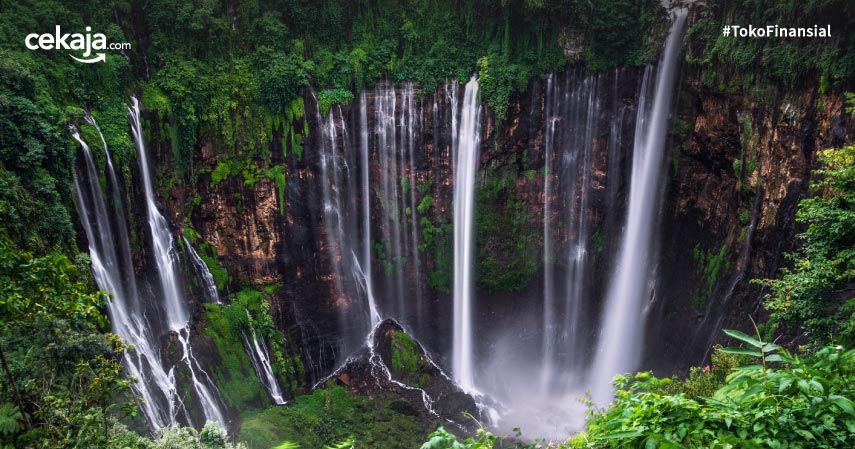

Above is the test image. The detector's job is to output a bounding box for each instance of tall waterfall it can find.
[71,126,178,429]
[452,76,481,392]
[359,90,381,326]
[128,97,228,429]
[590,10,688,404]
[540,74,557,387]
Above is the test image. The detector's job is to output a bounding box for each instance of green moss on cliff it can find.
[203,302,267,409]
[475,166,539,293]
[389,330,429,388]
[183,227,230,290]
[202,286,304,412]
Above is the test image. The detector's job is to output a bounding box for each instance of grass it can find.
[238,385,432,449]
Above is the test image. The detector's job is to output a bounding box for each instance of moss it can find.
[183,227,231,290]
[238,385,431,449]
[203,302,267,409]
[203,287,302,411]
[265,165,287,215]
[419,217,453,293]
[317,88,354,117]
[390,331,429,387]
[475,165,539,292]
[693,243,731,307]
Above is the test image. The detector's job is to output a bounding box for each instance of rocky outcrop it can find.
[325,319,478,433]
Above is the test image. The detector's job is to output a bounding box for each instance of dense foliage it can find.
[761,144,855,346]
[686,0,855,98]
[0,241,134,448]
[239,384,431,449]
[420,331,855,449]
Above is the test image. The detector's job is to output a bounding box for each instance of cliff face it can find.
[649,72,854,372]
[145,63,852,388]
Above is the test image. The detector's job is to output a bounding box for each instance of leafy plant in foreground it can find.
[584,328,855,448]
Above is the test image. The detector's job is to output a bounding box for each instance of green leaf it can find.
[741,384,766,399]
[723,329,763,348]
[598,431,643,439]
[828,395,855,416]
[764,353,792,363]
[731,364,765,371]
[794,429,815,441]
[721,347,762,357]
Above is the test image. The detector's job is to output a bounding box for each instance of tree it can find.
[0,239,135,448]
[762,144,855,346]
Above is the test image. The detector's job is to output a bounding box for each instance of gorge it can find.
[2,0,855,448]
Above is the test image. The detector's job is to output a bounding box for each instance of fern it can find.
[0,403,21,436]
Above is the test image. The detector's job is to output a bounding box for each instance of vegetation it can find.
[390,330,431,388]
[692,243,730,307]
[476,166,539,292]
[203,287,302,410]
[239,384,430,449]
[686,1,855,98]
[0,241,135,448]
[761,144,855,346]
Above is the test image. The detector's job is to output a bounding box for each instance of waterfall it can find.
[128,97,228,429]
[359,90,381,326]
[242,310,286,405]
[540,74,558,388]
[375,85,408,315]
[562,75,598,373]
[71,126,179,429]
[183,236,221,304]
[452,76,481,392]
[589,10,688,404]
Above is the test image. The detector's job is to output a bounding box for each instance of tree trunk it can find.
[0,343,32,430]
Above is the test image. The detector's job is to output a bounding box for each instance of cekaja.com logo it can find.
[24,26,131,63]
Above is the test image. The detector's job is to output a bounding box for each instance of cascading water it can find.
[540,74,558,388]
[372,83,423,320]
[359,90,381,327]
[183,236,221,304]
[71,126,179,429]
[242,310,286,405]
[128,97,228,429]
[589,10,688,405]
[561,75,599,375]
[452,76,481,393]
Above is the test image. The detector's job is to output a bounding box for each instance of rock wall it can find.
[142,62,853,389]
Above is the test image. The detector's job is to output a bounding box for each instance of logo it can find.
[24,26,131,63]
